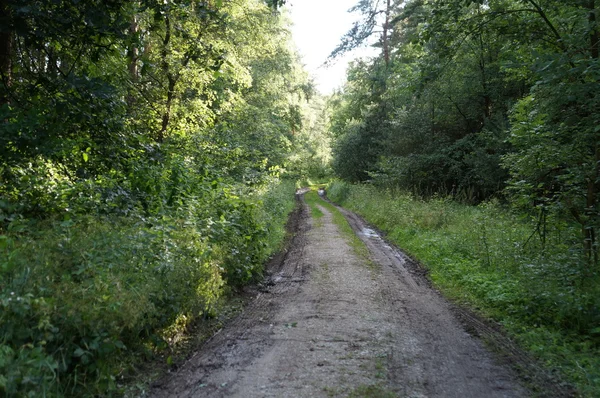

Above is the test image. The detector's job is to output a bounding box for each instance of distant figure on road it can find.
[317,188,326,197]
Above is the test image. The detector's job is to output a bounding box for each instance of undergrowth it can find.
[0,179,296,397]
[328,181,600,397]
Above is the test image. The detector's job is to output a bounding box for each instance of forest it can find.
[327,0,599,396]
[0,0,598,396]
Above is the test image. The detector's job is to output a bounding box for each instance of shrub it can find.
[0,178,296,396]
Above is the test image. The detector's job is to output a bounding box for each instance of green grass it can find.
[304,190,324,222]
[256,179,299,258]
[304,190,373,266]
[328,181,600,397]
[295,177,330,190]
[348,384,396,398]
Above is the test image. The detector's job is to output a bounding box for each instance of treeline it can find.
[329,0,599,261]
[0,0,328,396]
[328,0,599,394]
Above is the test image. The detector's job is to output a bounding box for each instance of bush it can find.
[0,217,221,396]
[0,178,296,397]
[327,180,351,204]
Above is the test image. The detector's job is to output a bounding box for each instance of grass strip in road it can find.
[304,190,373,267]
[348,384,396,398]
[304,190,324,223]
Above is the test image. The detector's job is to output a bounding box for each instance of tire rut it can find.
[150,194,310,398]
[334,201,574,398]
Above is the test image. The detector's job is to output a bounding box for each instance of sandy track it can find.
[150,194,528,397]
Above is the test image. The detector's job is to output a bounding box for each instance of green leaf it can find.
[73,348,86,357]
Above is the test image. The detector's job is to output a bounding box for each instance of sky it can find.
[286,0,378,95]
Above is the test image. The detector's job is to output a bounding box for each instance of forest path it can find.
[150,193,526,397]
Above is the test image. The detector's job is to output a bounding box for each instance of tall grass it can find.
[328,181,600,396]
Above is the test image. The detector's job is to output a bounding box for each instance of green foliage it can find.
[329,0,521,199]
[0,178,296,396]
[1,216,220,396]
[287,96,333,180]
[0,0,308,395]
[330,181,600,396]
[331,0,599,211]
[255,179,298,256]
[332,122,376,182]
[327,179,351,204]
[504,81,599,261]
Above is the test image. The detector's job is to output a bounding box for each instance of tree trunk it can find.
[158,9,174,143]
[382,0,391,68]
[584,141,600,265]
[127,13,139,107]
[431,101,435,134]
[128,15,139,81]
[0,0,12,106]
[476,6,492,120]
[159,75,176,143]
[589,0,599,60]
[478,41,492,119]
[585,0,599,264]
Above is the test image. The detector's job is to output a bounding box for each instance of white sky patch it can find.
[286,0,379,95]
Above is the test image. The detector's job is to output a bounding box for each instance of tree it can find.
[329,0,520,198]
[328,0,401,68]
[0,0,12,106]
[496,0,600,263]
[329,0,600,260]
[0,0,315,219]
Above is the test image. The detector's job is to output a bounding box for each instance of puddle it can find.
[360,227,404,262]
[361,228,380,238]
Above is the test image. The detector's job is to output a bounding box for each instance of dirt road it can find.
[150,193,528,397]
